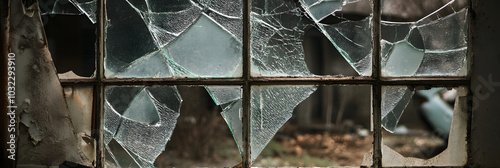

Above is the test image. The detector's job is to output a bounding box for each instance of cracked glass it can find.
[104,0,243,78]
[104,85,243,167]
[99,0,469,167]
[104,86,182,167]
[381,0,468,76]
[251,0,372,77]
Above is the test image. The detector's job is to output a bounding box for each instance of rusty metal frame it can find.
[60,77,468,86]
[57,0,472,167]
[94,0,105,167]
[371,0,382,167]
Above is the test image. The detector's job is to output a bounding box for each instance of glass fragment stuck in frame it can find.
[39,0,97,23]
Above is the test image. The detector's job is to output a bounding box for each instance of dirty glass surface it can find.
[105,0,243,78]
[251,0,372,77]
[39,0,96,23]
[381,0,468,76]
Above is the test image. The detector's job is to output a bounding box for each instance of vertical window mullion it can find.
[96,0,106,167]
[242,0,252,167]
[372,0,382,167]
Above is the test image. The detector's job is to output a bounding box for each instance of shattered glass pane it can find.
[105,0,242,78]
[104,86,182,166]
[381,86,414,132]
[381,2,468,76]
[250,0,313,76]
[39,0,96,23]
[252,0,372,76]
[250,86,317,161]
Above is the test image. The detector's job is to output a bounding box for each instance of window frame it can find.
[56,0,473,167]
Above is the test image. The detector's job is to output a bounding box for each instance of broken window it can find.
[9,0,471,167]
[377,86,468,166]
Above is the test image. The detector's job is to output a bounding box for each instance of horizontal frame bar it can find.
[60,76,469,86]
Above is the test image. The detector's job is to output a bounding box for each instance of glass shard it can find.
[105,0,243,78]
[39,0,82,15]
[250,86,317,161]
[381,86,414,132]
[104,86,182,165]
[316,16,373,76]
[381,7,468,76]
[299,0,361,23]
[382,86,456,137]
[38,0,96,23]
[71,0,97,23]
[221,99,244,157]
[205,86,244,156]
[206,86,242,106]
